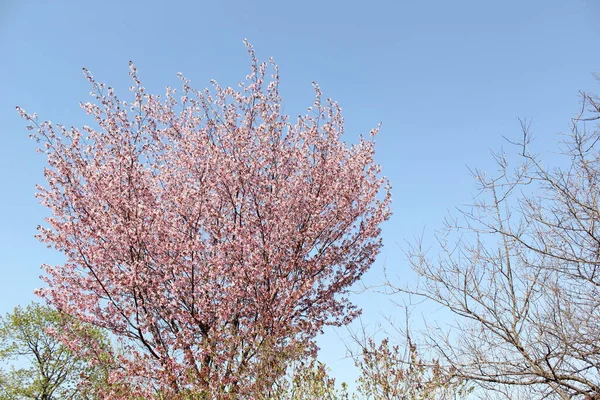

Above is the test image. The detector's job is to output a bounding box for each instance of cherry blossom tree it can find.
[17,42,391,398]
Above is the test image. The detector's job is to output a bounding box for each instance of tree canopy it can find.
[17,43,391,398]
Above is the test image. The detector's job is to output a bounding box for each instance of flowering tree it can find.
[17,43,391,398]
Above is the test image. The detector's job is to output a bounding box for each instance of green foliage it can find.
[0,303,109,400]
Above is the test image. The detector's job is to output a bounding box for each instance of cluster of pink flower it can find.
[18,42,391,398]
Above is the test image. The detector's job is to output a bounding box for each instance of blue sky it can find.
[1,0,599,390]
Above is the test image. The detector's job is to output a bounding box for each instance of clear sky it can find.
[1,0,599,390]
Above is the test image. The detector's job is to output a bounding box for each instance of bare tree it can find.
[386,87,600,399]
